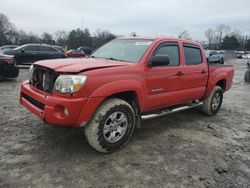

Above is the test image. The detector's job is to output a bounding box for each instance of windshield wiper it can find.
[91,56,134,63]
[106,57,127,62]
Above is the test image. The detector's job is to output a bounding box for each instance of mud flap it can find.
[131,100,142,129]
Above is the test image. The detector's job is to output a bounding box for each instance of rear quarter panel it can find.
[205,65,234,98]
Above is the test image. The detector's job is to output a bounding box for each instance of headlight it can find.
[54,75,87,94]
[29,64,34,83]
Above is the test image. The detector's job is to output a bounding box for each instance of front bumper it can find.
[20,81,89,127]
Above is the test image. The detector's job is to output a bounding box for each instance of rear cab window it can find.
[183,44,202,65]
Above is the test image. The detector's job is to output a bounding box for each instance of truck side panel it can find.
[205,65,234,98]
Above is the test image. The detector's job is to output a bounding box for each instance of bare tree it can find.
[205,28,215,49]
[0,13,16,45]
[92,29,116,48]
[231,29,245,49]
[41,32,54,44]
[22,32,40,44]
[54,30,68,46]
[216,24,231,45]
[178,30,191,39]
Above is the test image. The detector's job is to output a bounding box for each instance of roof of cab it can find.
[117,36,201,46]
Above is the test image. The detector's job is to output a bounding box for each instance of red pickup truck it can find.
[20,37,234,153]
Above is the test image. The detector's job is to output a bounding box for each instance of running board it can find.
[141,102,203,120]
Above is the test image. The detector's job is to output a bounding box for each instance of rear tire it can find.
[245,70,250,82]
[85,98,135,153]
[200,86,223,116]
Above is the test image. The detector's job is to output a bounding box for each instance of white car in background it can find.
[242,53,250,59]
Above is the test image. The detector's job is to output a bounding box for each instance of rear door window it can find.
[183,45,202,65]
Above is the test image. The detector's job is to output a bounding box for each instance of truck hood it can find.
[34,58,131,73]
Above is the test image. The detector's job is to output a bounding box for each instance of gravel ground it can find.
[0,59,249,188]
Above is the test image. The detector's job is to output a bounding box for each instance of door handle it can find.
[201,70,207,74]
[176,71,184,76]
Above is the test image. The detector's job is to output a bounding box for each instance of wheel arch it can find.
[76,80,144,128]
[216,79,226,91]
[204,71,227,99]
[90,80,145,110]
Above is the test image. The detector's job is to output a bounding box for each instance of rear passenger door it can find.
[181,44,208,101]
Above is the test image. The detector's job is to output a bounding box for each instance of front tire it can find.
[85,98,135,153]
[200,86,223,116]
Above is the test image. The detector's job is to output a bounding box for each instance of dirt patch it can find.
[0,60,249,187]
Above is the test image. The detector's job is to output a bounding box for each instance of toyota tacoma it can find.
[20,37,234,153]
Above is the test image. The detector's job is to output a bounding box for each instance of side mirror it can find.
[21,49,25,53]
[247,61,250,68]
[148,55,170,67]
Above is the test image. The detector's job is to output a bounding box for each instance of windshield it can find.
[91,39,153,63]
[13,45,26,50]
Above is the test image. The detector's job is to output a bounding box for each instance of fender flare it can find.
[76,80,145,127]
[205,72,227,98]
[90,80,145,106]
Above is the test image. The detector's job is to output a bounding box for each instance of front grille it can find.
[30,66,58,93]
[22,93,45,110]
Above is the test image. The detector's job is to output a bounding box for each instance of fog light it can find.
[64,108,69,116]
[54,105,68,119]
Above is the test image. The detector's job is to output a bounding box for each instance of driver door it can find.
[144,42,186,110]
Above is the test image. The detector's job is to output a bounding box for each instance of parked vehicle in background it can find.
[20,37,234,153]
[3,44,65,65]
[245,60,250,82]
[66,49,86,58]
[0,45,19,53]
[206,50,224,64]
[236,51,245,59]
[242,53,250,59]
[0,54,19,79]
[51,45,65,53]
[77,46,92,55]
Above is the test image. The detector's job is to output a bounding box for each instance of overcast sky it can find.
[1,0,250,41]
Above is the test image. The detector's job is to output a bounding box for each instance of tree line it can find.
[0,13,116,50]
[178,25,250,50]
[204,24,250,50]
[1,13,250,51]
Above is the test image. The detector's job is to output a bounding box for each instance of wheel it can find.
[220,59,224,64]
[200,86,223,116]
[245,70,250,82]
[85,98,135,153]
